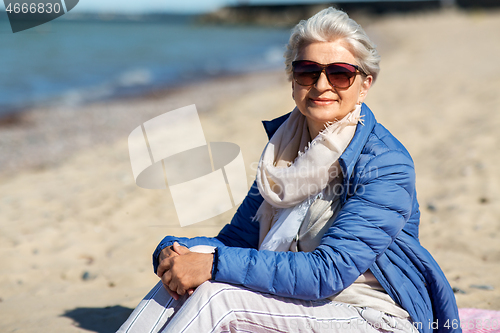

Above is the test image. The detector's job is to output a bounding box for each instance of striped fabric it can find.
[117,281,418,333]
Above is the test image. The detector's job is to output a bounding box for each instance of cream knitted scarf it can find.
[256,104,362,252]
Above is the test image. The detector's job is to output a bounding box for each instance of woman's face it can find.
[292,40,373,138]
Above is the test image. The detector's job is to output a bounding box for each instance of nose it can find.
[314,70,334,91]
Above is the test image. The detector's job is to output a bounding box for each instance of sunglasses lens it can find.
[326,63,357,88]
[293,61,321,86]
[293,61,359,88]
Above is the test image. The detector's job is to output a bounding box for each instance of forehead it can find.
[296,40,357,65]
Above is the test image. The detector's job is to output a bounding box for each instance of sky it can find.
[70,0,335,14]
[72,0,231,14]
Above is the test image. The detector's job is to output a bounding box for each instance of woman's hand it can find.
[158,241,189,263]
[157,242,190,300]
[157,245,213,299]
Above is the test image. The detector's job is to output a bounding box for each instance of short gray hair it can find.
[284,7,381,82]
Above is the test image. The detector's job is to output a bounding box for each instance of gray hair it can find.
[284,7,381,82]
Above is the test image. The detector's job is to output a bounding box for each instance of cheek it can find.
[292,85,305,102]
[293,87,299,100]
[292,88,307,113]
[341,83,362,104]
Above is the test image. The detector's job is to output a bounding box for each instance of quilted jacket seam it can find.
[353,194,408,217]
[328,225,375,274]
[358,158,414,199]
[339,209,395,244]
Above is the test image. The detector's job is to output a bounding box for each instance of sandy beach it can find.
[1,8,499,332]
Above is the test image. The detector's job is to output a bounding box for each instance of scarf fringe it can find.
[293,111,363,166]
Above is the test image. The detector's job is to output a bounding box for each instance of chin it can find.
[307,108,342,123]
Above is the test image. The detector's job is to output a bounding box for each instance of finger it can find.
[161,271,180,300]
[159,245,173,262]
[187,288,194,296]
[169,271,187,296]
[161,270,171,286]
[168,279,179,297]
[163,268,175,287]
[163,283,180,301]
[164,269,180,296]
[159,244,180,262]
[157,258,172,278]
[167,289,179,301]
[172,242,190,255]
[157,265,164,278]
[176,285,186,296]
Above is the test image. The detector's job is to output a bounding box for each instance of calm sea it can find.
[0,13,291,115]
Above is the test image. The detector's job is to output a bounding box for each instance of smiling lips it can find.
[309,97,337,105]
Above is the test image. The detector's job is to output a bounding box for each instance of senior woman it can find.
[118,7,460,333]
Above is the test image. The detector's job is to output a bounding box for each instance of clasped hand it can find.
[157,242,213,300]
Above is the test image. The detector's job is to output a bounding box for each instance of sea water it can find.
[0,13,291,115]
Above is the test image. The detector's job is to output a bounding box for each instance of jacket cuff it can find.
[211,247,219,279]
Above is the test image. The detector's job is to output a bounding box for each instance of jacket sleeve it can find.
[212,150,416,300]
[152,180,263,274]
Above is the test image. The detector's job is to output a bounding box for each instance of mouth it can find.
[309,97,337,106]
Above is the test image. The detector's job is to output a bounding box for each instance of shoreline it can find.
[0,69,290,178]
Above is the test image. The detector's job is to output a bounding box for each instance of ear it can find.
[358,75,373,104]
[291,80,295,100]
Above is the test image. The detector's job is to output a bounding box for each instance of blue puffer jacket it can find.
[153,104,461,333]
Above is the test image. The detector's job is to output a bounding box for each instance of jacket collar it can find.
[261,103,376,180]
[338,103,376,179]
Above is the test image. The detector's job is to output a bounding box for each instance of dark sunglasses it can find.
[292,60,366,89]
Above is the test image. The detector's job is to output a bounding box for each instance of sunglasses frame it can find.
[292,60,367,89]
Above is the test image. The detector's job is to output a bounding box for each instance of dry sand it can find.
[1,9,499,332]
